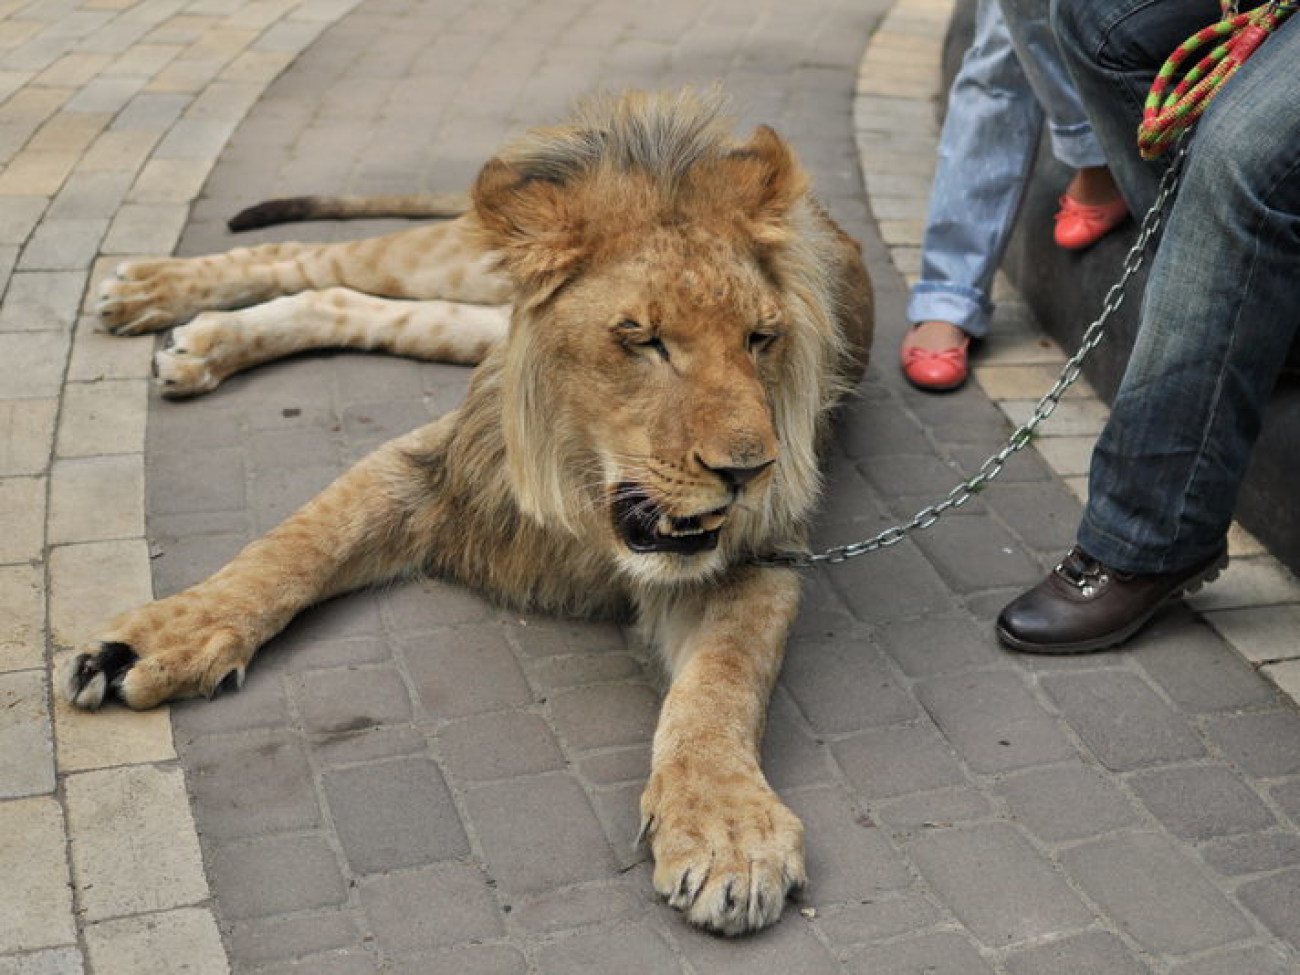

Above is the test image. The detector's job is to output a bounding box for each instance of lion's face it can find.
[525,234,790,580]
[473,116,836,585]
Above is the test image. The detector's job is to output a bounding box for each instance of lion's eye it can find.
[617,319,669,361]
[748,331,780,355]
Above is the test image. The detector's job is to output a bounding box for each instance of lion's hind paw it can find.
[63,641,138,710]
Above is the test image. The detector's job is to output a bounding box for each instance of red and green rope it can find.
[1138,0,1297,159]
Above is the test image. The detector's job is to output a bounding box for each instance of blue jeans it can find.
[1053,0,1300,573]
[908,0,1106,338]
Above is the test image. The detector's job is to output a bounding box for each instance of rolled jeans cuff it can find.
[907,284,991,338]
[1047,122,1107,170]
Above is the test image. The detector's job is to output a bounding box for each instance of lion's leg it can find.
[63,422,451,710]
[98,216,511,335]
[153,288,510,397]
[639,567,805,936]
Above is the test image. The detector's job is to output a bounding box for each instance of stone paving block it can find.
[0,474,44,563]
[525,650,645,693]
[461,772,616,897]
[832,721,968,800]
[814,890,945,948]
[170,661,291,735]
[874,785,993,827]
[146,445,245,516]
[52,687,174,773]
[825,541,959,622]
[1200,831,1300,877]
[0,796,76,951]
[0,398,56,476]
[1204,709,1300,778]
[0,563,43,671]
[533,922,683,975]
[908,511,1044,593]
[0,195,46,244]
[129,155,214,202]
[322,756,468,873]
[56,379,148,457]
[292,664,412,734]
[182,730,320,840]
[908,822,1093,946]
[1264,660,1300,701]
[48,455,143,544]
[1167,945,1298,975]
[0,150,77,195]
[226,910,363,969]
[100,201,187,253]
[49,171,135,221]
[207,833,348,921]
[148,526,249,596]
[845,930,995,975]
[65,764,208,922]
[0,270,85,331]
[79,126,161,173]
[17,217,107,271]
[1232,868,1300,951]
[0,946,83,974]
[434,709,565,782]
[1003,930,1150,975]
[995,763,1139,843]
[47,538,153,648]
[0,332,67,397]
[83,907,226,975]
[388,945,526,975]
[672,914,843,975]
[1039,669,1205,771]
[358,862,504,955]
[1205,603,1300,665]
[1136,612,1282,711]
[788,786,910,904]
[1186,556,1300,612]
[509,881,648,936]
[778,632,920,737]
[876,614,1004,677]
[1129,764,1276,841]
[399,626,534,720]
[1059,832,1253,955]
[916,670,1077,774]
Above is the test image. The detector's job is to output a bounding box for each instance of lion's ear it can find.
[471,157,586,296]
[719,125,809,245]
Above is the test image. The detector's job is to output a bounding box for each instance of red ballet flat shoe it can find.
[1054,194,1129,250]
[900,335,970,391]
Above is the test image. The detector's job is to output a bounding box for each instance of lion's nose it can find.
[705,458,775,490]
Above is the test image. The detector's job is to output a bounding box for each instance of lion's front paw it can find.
[152,314,230,397]
[640,768,806,935]
[63,597,251,710]
[98,260,199,335]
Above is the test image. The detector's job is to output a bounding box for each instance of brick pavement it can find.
[5,0,1300,972]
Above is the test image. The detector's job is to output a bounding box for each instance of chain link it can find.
[752,143,1190,569]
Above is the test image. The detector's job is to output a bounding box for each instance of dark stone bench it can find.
[942,0,1300,573]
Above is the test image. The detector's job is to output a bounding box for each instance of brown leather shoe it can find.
[997,545,1228,654]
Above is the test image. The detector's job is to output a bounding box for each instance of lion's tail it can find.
[227,192,472,232]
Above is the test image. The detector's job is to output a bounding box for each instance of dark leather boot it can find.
[997,545,1228,654]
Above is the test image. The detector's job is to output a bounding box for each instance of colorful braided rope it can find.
[1138,0,1297,159]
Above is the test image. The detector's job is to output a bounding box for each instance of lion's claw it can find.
[64,642,139,710]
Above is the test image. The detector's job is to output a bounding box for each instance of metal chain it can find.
[752,143,1190,569]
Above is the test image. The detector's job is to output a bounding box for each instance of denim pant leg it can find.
[908,0,1042,338]
[1070,8,1300,574]
[997,0,1105,169]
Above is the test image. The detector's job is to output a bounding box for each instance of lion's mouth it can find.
[612,485,727,555]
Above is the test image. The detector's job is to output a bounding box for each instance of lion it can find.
[63,89,874,935]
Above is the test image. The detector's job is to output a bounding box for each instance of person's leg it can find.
[999,7,1300,651]
[1079,11,1300,574]
[906,0,1043,341]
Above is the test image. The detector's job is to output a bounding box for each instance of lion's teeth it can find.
[699,512,727,532]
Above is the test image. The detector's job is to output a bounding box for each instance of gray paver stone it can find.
[1236,868,1300,950]
[916,670,1077,773]
[535,921,682,975]
[781,632,918,736]
[832,722,968,800]
[322,756,468,873]
[846,931,995,975]
[787,786,911,904]
[181,731,321,841]
[358,862,504,956]
[1205,710,1300,778]
[400,628,536,719]
[908,822,1093,946]
[1003,931,1151,975]
[1060,832,1254,954]
[1040,670,1206,771]
[995,764,1140,843]
[208,833,348,921]
[1128,764,1276,841]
